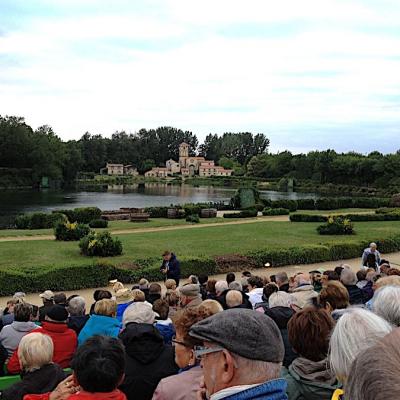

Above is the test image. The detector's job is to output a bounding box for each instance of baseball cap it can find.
[123,302,159,326]
[39,290,55,301]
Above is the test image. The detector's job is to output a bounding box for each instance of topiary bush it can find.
[290,214,328,222]
[271,199,298,212]
[317,216,354,235]
[223,209,258,218]
[79,231,123,257]
[88,219,108,228]
[262,208,290,216]
[54,221,90,241]
[186,214,200,223]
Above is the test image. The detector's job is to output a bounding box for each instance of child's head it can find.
[71,335,125,393]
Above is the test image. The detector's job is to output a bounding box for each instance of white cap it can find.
[123,302,158,326]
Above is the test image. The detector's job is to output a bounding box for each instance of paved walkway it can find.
[2,251,399,308]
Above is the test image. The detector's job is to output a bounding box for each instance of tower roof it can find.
[179,142,189,147]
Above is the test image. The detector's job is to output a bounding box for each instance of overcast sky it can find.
[1,0,400,153]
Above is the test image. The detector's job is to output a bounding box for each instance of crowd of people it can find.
[0,243,399,399]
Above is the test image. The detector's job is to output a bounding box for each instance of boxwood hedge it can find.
[290,213,400,222]
[2,234,400,295]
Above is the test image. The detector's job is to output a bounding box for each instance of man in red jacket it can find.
[24,336,127,400]
[7,305,77,374]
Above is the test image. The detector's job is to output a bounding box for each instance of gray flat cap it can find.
[180,283,200,297]
[189,308,284,363]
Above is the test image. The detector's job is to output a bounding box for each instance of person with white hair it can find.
[329,307,393,388]
[361,242,381,269]
[372,285,400,326]
[225,290,244,309]
[228,281,243,292]
[340,268,364,305]
[215,280,229,297]
[290,273,318,309]
[67,296,89,335]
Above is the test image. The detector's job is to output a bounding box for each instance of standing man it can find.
[160,251,181,287]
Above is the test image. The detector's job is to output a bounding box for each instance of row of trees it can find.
[1,115,399,188]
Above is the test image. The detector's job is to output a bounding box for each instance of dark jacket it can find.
[361,281,374,303]
[119,323,178,400]
[279,283,290,293]
[1,363,66,400]
[217,290,252,310]
[160,254,180,281]
[264,306,297,368]
[345,285,364,305]
[67,315,90,335]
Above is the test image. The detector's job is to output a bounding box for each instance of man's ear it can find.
[221,350,236,384]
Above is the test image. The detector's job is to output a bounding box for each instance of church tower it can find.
[179,142,189,168]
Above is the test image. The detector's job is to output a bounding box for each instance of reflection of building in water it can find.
[100,164,139,176]
[145,143,233,178]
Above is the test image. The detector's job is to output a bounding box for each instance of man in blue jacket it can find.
[160,250,181,287]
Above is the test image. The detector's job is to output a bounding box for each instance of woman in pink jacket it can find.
[152,305,221,400]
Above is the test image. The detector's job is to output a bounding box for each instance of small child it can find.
[153,299,175,345]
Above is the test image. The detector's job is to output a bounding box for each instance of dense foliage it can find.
[79,231,123,257]
[54,207,102,224]
[54,221,91,241]
[223,209,258,218]
[317,216,355,235]
[15,212,66,230]
[88,219,108,228]
[262,208,290,216]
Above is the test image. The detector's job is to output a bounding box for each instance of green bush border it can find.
[290,213,400,222]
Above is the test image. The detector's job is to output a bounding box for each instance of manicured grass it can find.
[1,220,399,272]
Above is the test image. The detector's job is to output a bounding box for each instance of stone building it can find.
[101,163,138,176]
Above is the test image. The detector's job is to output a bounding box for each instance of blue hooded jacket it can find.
[78,314,121,346]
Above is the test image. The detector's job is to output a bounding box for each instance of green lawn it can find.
[1,220,399,272]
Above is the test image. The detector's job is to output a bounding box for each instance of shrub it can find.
[271,199,298,212]
[297,199,316,210]
[183,204,203,216]
[88,219,108,228]
[55,207,102,223]
[186,214,200,223]
[54,221,91,241]
[79,231,123,257]
[262,208,290,216]
[391,194,400,207]
[317,216,354,235]
[223,209,258,218]
[376,207,400,214]
[290,214,327,222]
[315,198,339,210]
[291,213,400,222]
[230,188,260,209]
[144,206,169,218]
[14,212,66,230]
[14,214,31,229]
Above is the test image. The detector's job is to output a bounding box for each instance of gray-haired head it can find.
[275,272,289,286]
[226,290,243,309]
[372,285,400,326]
[229,281,243,291]
[329,307,393,382]
[340,268,357,286]
[215,280,229,296]
[370,242,377,249]
[67,296,86,316]
[268,291,294,308]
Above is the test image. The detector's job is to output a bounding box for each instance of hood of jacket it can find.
[292,284,315,293]
[290,357,338,386]
[10,321,38,332]
[264,306,294,329]
[119,322,166,364]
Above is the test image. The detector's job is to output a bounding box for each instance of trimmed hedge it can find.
[15,212,66,230]
[55,207,102,224]
[223,209,258,218]
[290,214,327,222]
[186,214,200,223]
[2,234,400,295]
[262,208,290,216]
[88,219,108,228]
[291,213,400,222]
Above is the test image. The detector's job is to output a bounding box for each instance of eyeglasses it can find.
[193,345,225,360]
[171,336,191,348]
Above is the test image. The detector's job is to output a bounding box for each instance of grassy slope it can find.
[0,220,399,271]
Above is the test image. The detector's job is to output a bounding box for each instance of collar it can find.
[155,318,173,326]
[210,383,262,400]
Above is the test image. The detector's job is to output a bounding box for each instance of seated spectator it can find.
[241,277,249,293]
[345,328,400,400]
[165,289,179,319]
[153,306,220,400]
[132,289,147,303]
[214,280,229,298]
[228,280,243,291]
[226,272,236,286]
[264,291,297,368]
[198,299,224,314]
[89,289,112,315]
[226,290,244,309]
[198,274,208,300]
[363,252,378,270]
[119,302,178,400]
[139,278,150,300]
[246,276,264,308]
[187,275,199,285]
[254,282,279,310]
[356,269,368,289]
[165,279,177,291]
[54,293,67,307]
[189,309,287,400]
[379,263,391,275]
[275,272,290,292]
[205,279,217,300]
[1,333,66,400]
[242,271,252,278]
[334,266,344,278]
[329,308,392,387]
[153,299,175,345]
[67,296,89,335]
[372,285,400,326]
[112,281,125,293]
[321,270,340,286]
[360,270,376,302]
[0,303,38,357]
[318,281,349,316]
[309,270,324,292]
[1,299,19,327]
[179,284,202,309]
[340,268,364,305]
[148,283,162,304]
[7,305,77,374]
[283,306,339,399]
[78,299,120,346]
[116,289,135,322]
[291,274,318,309]
[38,291,54,322]
[24,335,127,400]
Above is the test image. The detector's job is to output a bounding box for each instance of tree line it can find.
[1,115,399,188]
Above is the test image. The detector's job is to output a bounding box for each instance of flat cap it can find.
[189,308,284,363]
[180,283,200,297]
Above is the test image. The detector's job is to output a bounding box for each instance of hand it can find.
[196,376,208,400]
[161,269,167,274]
[49,375,79,400]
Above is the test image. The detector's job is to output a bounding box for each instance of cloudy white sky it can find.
[1,0,400,153]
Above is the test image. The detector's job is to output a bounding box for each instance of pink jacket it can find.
[152,365,203,400]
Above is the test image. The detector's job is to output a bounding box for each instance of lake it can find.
[0,183,318,226]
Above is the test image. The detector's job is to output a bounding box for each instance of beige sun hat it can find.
[115,288,134,304]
